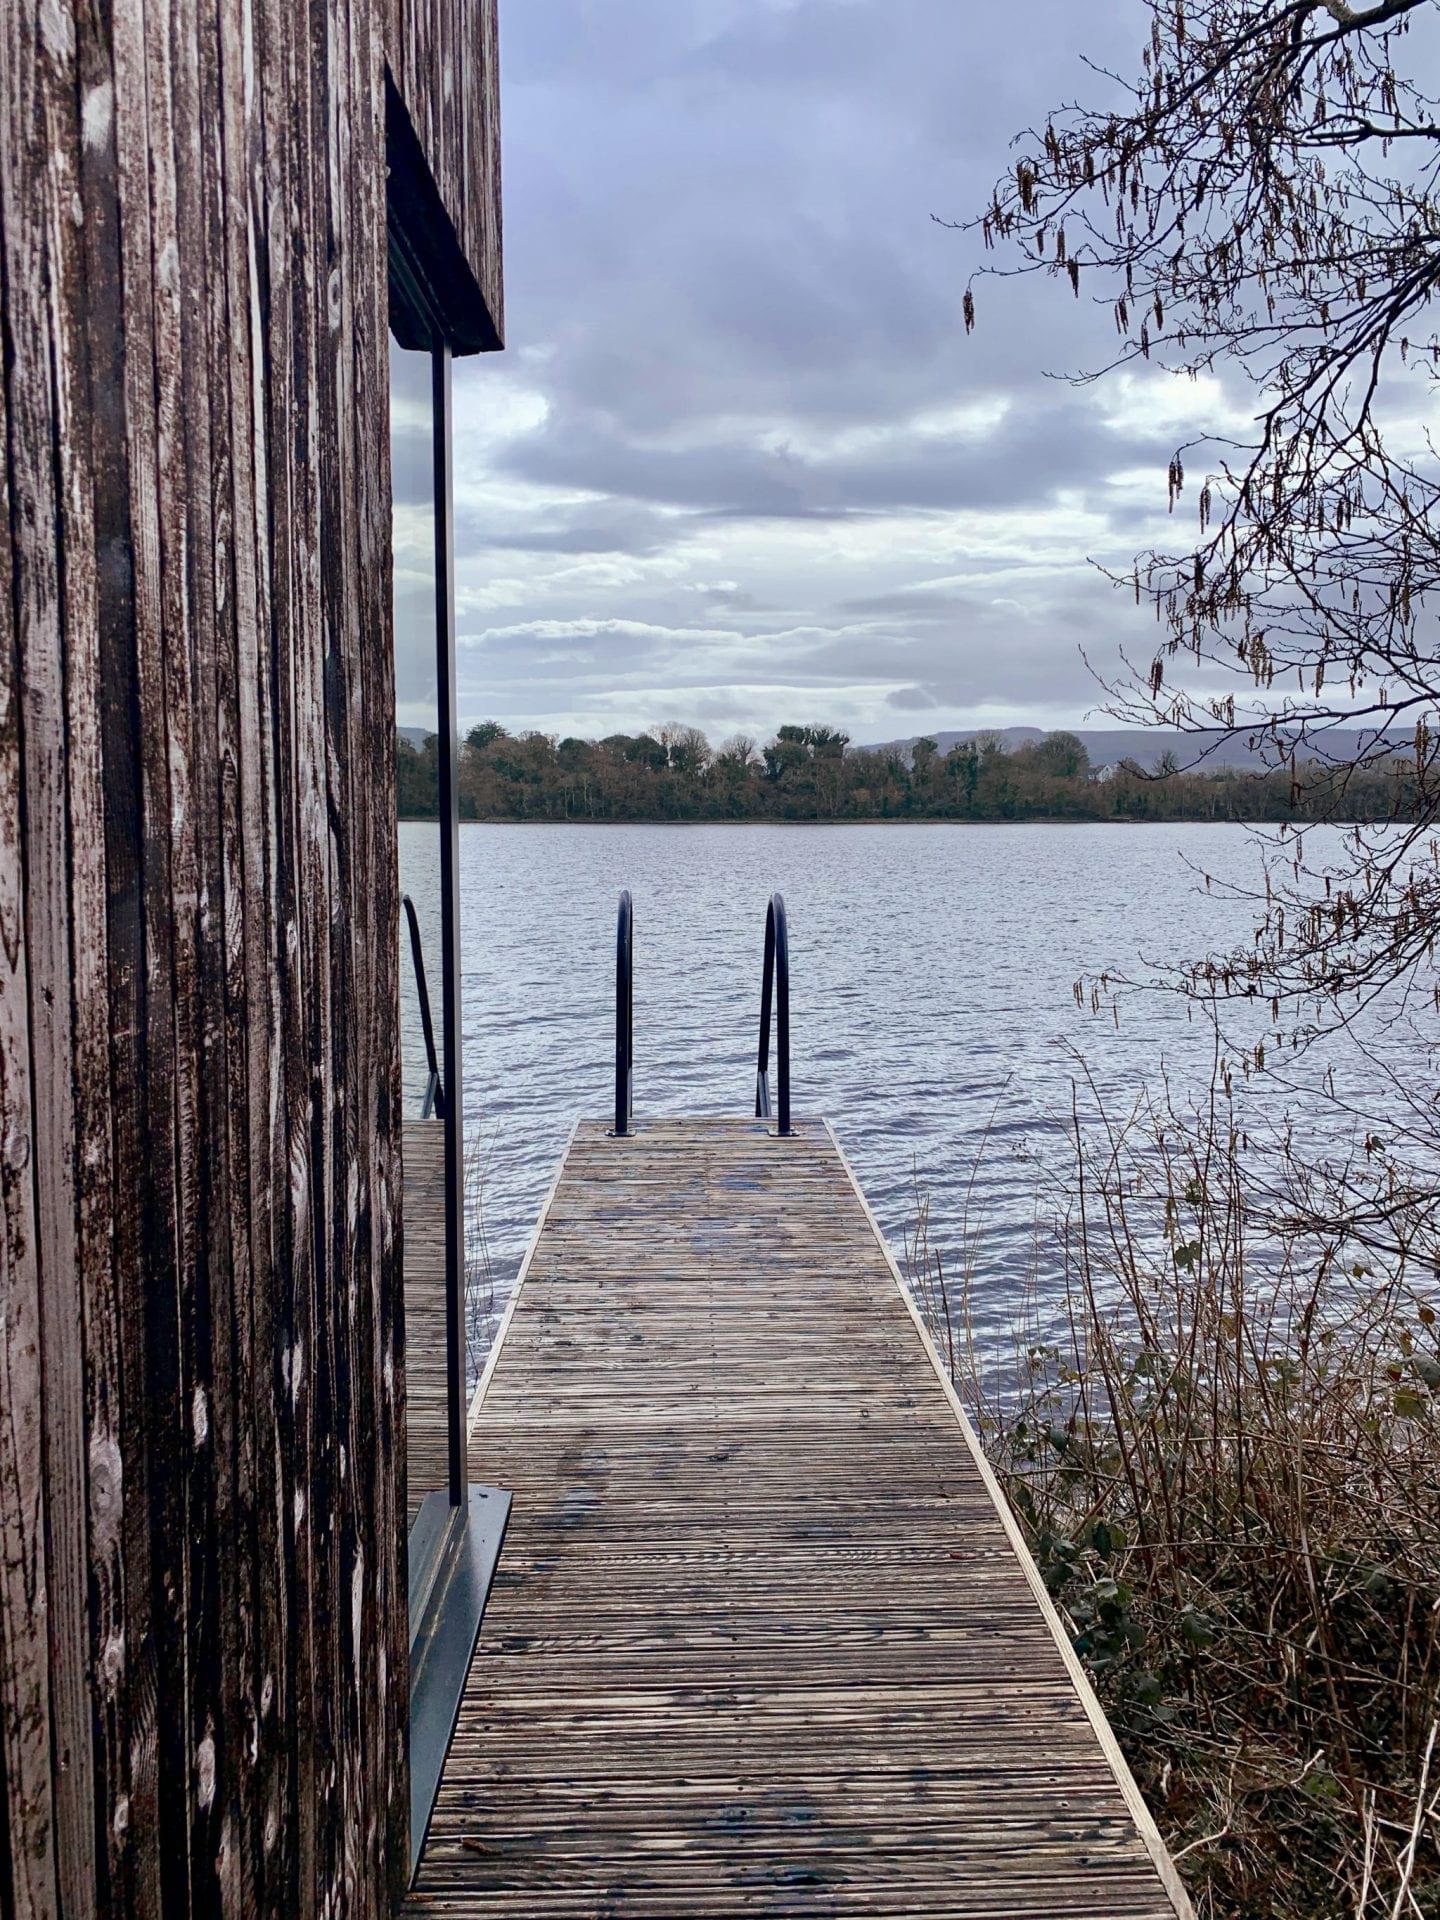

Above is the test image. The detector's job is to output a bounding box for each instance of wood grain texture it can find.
[386,0,503,346]
[0,0,504,1903]
[0,7,69,1912]
[408,1117,1191,1919]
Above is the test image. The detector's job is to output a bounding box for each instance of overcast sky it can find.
[402,0,1240,746]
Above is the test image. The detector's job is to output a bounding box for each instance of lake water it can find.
[398,820,1409,1370]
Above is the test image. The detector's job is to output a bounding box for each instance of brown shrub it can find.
[912,1086,1440,1919]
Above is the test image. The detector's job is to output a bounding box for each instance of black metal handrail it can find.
[402,893,445,1119]
[613,890,634,1137]
[755,892,791,1137]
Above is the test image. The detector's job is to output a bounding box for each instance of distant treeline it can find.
[397,723,1416,824]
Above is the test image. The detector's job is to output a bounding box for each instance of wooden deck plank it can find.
[407,1116,1190,1918]
[404,1120,451,1520]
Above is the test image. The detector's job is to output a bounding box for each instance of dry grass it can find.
[910,1086,1440,1919]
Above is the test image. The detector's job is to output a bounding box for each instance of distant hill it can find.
[397,724,434,749]
[861,726,1391,772]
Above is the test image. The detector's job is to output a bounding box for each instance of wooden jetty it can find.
[404,1121,457,1520]
[406,1114,1191,1918]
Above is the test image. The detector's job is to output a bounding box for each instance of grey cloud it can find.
[501,394,1174,520]
[842,588,983,619]
[443,0,1204,738]
[693,584,765,610]
[456,500,677,557]
[463,619,678,665]
[696,504,884,526]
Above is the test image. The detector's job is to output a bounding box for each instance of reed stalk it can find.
[916,1085,1440,1918]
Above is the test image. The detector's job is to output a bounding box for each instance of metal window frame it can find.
[430,341,467,1507]
[388,96,512,1896]
[389,253,468,1510]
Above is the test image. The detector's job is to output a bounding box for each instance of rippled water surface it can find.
[398,820,1401,1361]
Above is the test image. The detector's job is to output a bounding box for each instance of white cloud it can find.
[432,0,1213,743]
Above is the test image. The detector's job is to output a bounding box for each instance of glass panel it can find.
[393,341,441,1114]
[391,339,451,1529]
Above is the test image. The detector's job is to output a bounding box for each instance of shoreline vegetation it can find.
[909,0,1440,1903]
[397,723,1420,827]
[908,1089,1440,1919]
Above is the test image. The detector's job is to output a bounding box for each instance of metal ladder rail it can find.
[613,889,634,1137]
[402,892,446,1119]
[754,891,791,1137]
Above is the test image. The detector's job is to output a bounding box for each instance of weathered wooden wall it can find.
[0,3,497,1918]
[387,0,504,347]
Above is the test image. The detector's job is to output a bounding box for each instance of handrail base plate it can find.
[409,1484,512,1884]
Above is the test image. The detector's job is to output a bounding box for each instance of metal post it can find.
[614,890,633,1137]
[433,343,466,1507]
[755,908,774,1118]
[756,893,790,1135]
[772,894,790,1137]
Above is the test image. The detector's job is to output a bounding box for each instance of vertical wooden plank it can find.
[352,0,405,1886]
[275,0,330,1906]
[0,41,61,1893]
[228,0,294,1910]
[482,0,503,337]
[0,3,98,1910]
[357,0,401,1885]
[4,0,422,1907]
[301,0,335,1893]
[332,0,378,1889]
[169,0,235,1908]
[128,0,204,1905]
[0,898,58,1920]
[212,0,273,1909]
[34,0,108,1896]
[361,0,410,1886]
[253,0,311,1904]
[320,0,364,1896]
[70,1,135,1906]
[107,0,181,1909]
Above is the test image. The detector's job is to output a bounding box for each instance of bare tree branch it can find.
[966,0,1440,1055]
